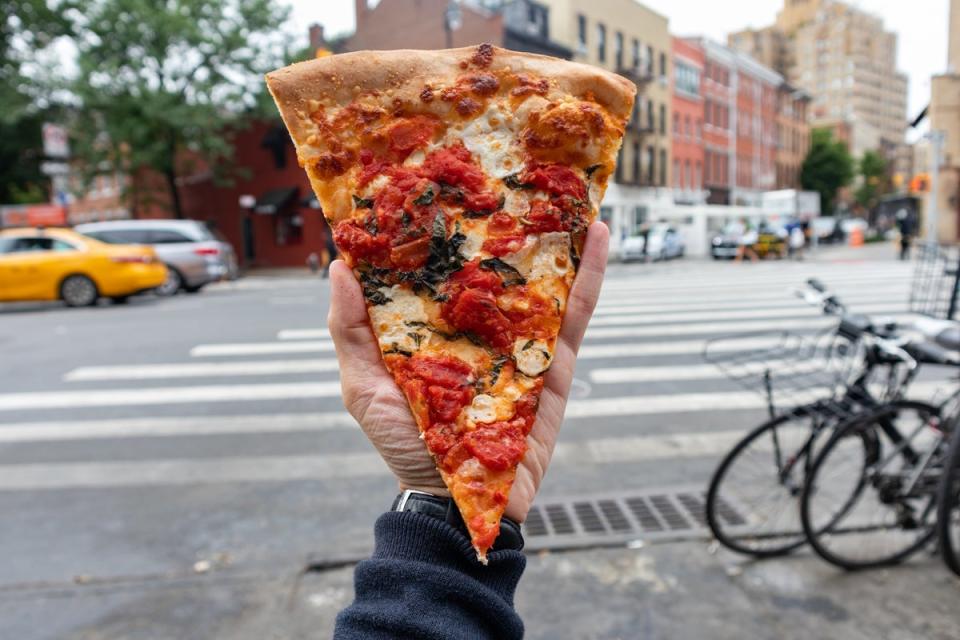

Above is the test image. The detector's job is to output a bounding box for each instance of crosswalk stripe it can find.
[0,413,357,443]
[0,382,344,412]
[588,305,898,327]
[190,341,335,357]
[590,363,763,383]
[584,317,837,339]
[594,295,904,315]
[0,429,756,492]
[577,337,777,358]
[279,329,329,340]
[600,274,910,293]
[64,359,342,382]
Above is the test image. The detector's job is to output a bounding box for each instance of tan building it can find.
[537,0,672,245]
[730,0,908,162]
[926,0,960,242]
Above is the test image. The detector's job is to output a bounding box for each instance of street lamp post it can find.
[444,0,462,49]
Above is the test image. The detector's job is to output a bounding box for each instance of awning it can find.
[254,187,298,215]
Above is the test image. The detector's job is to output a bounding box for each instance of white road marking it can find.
[64,359,342,381]
[269,296,319,305]
[600,274,910,294]
[278,329,329,340]
[594,295,904,315]
[584,317,836,340]
[588,304,898,327]
[0,382,344,412]
[577,337,779,359]
[0,413,357,443]
[190,341,335,357]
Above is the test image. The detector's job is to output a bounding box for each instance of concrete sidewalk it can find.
[5,540,957,640]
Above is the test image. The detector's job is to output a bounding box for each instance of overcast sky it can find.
[285,0,949,124]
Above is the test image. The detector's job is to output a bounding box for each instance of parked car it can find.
[621,224,685,261]
[0,227,166,306]
[75,220,237,296]
[711,221,787,259]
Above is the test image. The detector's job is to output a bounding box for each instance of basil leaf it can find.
[413,186,435,206]
[352,194,374,208]
[585,164,603,178]
[479,257,526,287]
[503,173,533,190]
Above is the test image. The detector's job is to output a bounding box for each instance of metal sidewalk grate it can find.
[522,485,728,551]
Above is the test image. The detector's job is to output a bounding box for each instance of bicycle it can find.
[704,279,943,558]
[799,324,959,570]
[938,406,960,577]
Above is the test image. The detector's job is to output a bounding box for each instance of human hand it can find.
[328,221,609,523]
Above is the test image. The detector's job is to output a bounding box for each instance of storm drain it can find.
[523,485,731,551]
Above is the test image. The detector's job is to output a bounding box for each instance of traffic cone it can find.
[849,227,864,247]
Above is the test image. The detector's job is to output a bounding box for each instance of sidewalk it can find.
[6,540,957,639]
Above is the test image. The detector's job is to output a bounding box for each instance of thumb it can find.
[327,260,387,378]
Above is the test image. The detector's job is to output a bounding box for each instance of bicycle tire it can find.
[706,406,829,557]
[937,420,960,577]
[800,400,941,571]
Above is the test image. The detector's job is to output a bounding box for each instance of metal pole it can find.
[928,130,945,243]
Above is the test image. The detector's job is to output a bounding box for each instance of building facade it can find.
[926,0,960,241]
[729,0,908,162]
[671,36,704,204]
[775,84,811,189]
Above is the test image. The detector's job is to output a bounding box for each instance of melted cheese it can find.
[460,105,523,179]
[459,219,488,260]
[530,232,571,280]
[465,393,515,427]
[513,338,553,376]
[368,286,428,353]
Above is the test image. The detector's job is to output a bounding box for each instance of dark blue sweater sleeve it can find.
[333,511,526,639]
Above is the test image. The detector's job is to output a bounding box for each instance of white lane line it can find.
[598,283,905,304]
[600,276,910,295]
[588,305,898,327]
[577,337,778,359]
[594,297,904,315]
[0,413,357,443]
[0,382,344,412]
[0,429,758,491]
[190,341,335,357]
[278,329,329,340]
[587,360,838,384]
[584,317,835,340]
[269,296,319,305]
[64,359,342,382]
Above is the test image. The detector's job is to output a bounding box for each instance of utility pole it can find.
[927,130,946,242]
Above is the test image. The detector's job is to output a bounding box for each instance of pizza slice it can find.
[267,44,635,562]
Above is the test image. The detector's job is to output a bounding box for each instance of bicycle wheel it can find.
[937,422,960,577]
[801,400,943,570]
[706,407,829,557]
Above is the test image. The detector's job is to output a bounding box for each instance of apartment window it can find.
[704,150,711,183]
[577,14,587,52]
[673,112,679,137]
[704,99,712,126]
[646,145,655,184]
[685,160,691,190]
[674,159,681,188]
[646,45,654,76]
[659,103,666,135]
[646,98,654,131]
[659,52,667,80]
[632,141,640,183]
[685,115,691,139]
[695,161,701,190]
[597,23,606,62]
[615,145,623,183]
[696,119,702,141]
[615,31,623,69]
[659,148,667,186]
[632,38,640,69]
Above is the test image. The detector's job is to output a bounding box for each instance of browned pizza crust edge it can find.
[265,45,637,158]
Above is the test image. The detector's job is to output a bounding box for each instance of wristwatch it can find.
[392,489,524,552]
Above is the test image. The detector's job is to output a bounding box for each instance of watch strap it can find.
[392,490,524,552]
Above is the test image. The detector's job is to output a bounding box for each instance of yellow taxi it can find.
[0,227,167,306]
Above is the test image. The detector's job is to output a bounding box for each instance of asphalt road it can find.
[2,244,958,639]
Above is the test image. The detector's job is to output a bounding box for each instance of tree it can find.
[0,1,72,204]
[64,0,290,218]
[800,128,855,215]
[854,149,887,211]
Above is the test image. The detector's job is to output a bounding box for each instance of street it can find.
[2,245,958,639]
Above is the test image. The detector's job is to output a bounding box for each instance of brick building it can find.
[733,54,780,204]
[775,83,810,189]
[671,36,704,204]
[694,38,734,205]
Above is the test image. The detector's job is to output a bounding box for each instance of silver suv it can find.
[76,220,238,295]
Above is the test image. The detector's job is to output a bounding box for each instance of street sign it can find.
[40,161,70,176]
[42,123,70,159]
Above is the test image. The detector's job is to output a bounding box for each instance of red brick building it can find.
[733,55,779,203]
[694,38,734,205]
[671,37,704,204]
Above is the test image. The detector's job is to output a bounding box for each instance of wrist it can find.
[391,490,524,553]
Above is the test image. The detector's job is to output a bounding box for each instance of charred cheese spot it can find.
[513,338,552,376]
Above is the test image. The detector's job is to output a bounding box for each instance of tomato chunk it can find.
[482,235,526,257]
[521,163,587,200]
[421,144,487,193]
[400,353,474,388]
[487,211,517,234]
[523,199,564,234]
[389,235,431,270]
[333,220,390,265]
[448,259,503,295]
[387,115,438,159]
[464,424,527,472]
[443,287,513,350]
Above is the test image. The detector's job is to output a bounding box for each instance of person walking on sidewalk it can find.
[896,208,916,261]
[328,222,609,640]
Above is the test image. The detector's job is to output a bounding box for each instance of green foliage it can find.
[64,0,291,217]
[854,150,888,210]
[800,128,855,215]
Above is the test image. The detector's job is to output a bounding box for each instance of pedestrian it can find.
[788,221,806,260]
[319,214,338,277]
[328,222,609,640]
[735,219,759,263]
[895,208,915,261]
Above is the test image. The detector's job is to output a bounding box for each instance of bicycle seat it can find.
[906,340,960,367]
[935,326,960,352]
[838,314,873,339]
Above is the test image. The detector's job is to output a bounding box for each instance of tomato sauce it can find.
[464,424,526,472]
[521,163,587,201]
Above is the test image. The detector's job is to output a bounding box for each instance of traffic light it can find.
[909,173,930,193]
